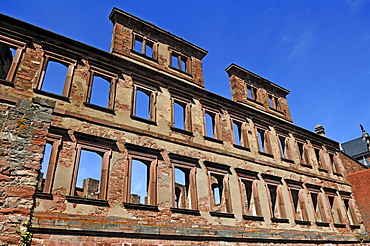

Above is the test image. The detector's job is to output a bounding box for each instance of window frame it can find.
[306,184,329,225]
[204,161,232,214]
[235,168,262,219]
[203,108,221,141]
[39,133,62,194]
[123,144,161,206]
[262,174,288,222]
[85,67,117,110]
[286,180,309,223]
[132,33,157,60]
[169,153,198,210]
[255,126,273,156]
[36,52,76,98]
[170,49,190,73]
[70,143,111,200]
[171,97,192,132]
[0,35,25,83]
[231,119,249,149]
[131,84,157,123]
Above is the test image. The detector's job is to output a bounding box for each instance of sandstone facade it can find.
[0,8,368,245]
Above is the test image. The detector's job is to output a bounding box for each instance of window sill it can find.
[84,102,115,115]
[170,207,200,216]
[0,79,14,87]
[131,50,158,63]
[233,144,250,152]
[333,172,343,177]
[243,215,264,221]
[318,168,329,173]
[204,136,223,144]
[169,65,193,77]
[34,89,70,102]
[259,151,274,158]
[350,224,361,229]
[36,192,53,200]
[334,223,346,228]
[246,98,263,106]
[281,157,294,164]
[170,126,194,137]
[295,220,311,225]
[301,163,313,168]
[269,107,283,114]
[123,202,159,212]
[66,196,109,207]
[315,222,330,227]
[130,115,157,125]
[271,218,289,223]
[209,211,235,218]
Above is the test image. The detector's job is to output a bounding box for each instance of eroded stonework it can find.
[0,7,369,246]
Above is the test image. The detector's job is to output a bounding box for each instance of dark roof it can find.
[341,137,369,157]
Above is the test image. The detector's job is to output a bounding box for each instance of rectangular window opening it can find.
[145,42,153,57]
[41,60,69,95]
[233,121,242,146]
[0,43,16,81]
[75,149,103,199]
[89,75,111,108]
[279,136,286,158]
[134,37,143,54]
[38,142,53,192]
[134,87,152,120]
[173,101,186,130]
[257,129,265,152]
[205,111,216,139]
[174,167,190,208]
[130,159,150,204]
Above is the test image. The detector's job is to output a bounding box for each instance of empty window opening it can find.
[297,142,304,161]
[279,136,286,158]
[213,185,221,205]
[328,195,344,224]
[289,188,308,221]
[233,121,241,146]
[171,51,188,72]
[173,101,185,129]
[145,42,153,57]
[75,150,103,199]
[134,38,143,53]
[204,112,216,138]
[315,148,323,168]
[89,75,110,108]
[134,88,151,120]
[38,142,52,191]
[268,185,278,218]
[130,159,149,204]
[246,85,257,100]
[41,60,68,95]
[269,95,274,108]
[310,192,326,222]
[0,44,16,80]
[180,57,187,71]
[257,129,265,152]
[343,198,357,225]
[133,35,155,58]
[241,180,261,216]
[329,153,342,174]
[174,168,188,208]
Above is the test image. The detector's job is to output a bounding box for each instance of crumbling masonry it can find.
[0,7,369,246]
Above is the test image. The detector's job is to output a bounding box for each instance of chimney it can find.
[315,124,325,137]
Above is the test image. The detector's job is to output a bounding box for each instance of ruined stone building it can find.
[0,7,369,246]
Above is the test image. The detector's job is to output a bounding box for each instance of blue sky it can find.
[2,0,370,143]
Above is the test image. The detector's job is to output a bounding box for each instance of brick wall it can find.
[348,168,370,231]
[0,97,54,246]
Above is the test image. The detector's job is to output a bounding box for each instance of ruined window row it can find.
[39,137,358,226]
[6,44,342,174]
[245,83,283,113]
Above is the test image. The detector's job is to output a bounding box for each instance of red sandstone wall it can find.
[348,168,370,230]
